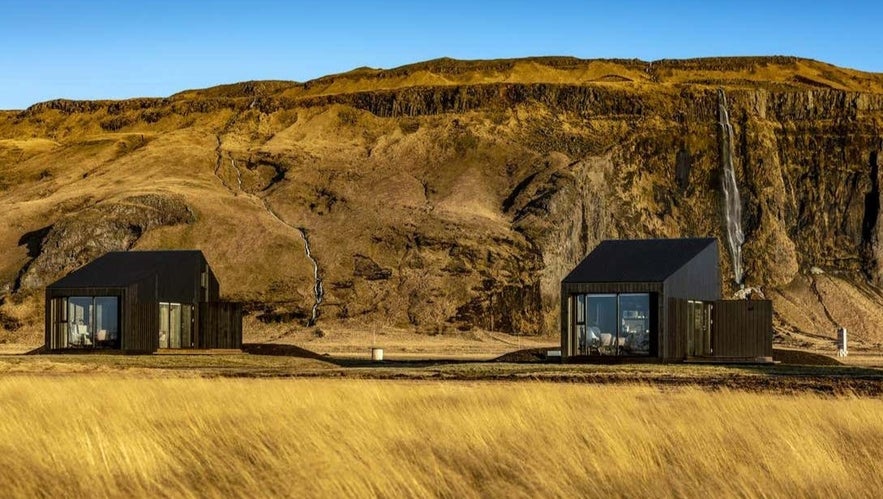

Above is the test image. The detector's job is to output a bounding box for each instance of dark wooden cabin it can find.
[45,250,242,354]
[560,238,772,363]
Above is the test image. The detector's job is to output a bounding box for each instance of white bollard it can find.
[836,327,848,357]
[371,347,384,361]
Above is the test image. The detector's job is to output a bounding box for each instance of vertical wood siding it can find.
[712,300,773,358]
[666,298,690,362]
[198,302,242,349]
[125,300,159,353]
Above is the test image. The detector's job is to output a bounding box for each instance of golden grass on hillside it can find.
[1,378,881,498]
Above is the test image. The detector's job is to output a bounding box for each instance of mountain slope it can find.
[2,56,883,348]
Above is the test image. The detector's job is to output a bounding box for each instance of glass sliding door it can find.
[572,292,653,356]
[587,294,617,355]
[60,296,118,349]
[159,303,170,348]
[68,297,94,347]
[94,297,120,348]
[169,303,182,348]
[158,302,192,349]
[619,294,650,355]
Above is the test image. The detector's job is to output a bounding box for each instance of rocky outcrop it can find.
[353,255,392,281]
[16,194,193,290]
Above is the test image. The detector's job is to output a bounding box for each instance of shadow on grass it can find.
[240,343,481,369]
[773,348,842,366]
[242,343,881,375]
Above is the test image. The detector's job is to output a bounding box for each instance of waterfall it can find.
[298,228,324,327]
[260,198,325,327]
[718,89,745,285]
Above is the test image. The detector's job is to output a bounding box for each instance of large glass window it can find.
[573,293,652,356]
[62,296,118,348]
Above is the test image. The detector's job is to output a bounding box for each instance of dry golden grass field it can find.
[0,376,881,498]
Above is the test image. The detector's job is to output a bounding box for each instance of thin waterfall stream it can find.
[298,228,324,326]
[718,89,745,285]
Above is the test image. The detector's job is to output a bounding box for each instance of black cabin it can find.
[45,250,242,353]
[560,238,772,362]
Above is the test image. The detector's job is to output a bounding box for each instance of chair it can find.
[68,324,82,346]
[615,335,628,354]
[587,327,601,354]
[599,333,614,355]
[634,331,650,353]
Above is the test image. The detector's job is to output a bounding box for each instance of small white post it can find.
[836,327,848,357]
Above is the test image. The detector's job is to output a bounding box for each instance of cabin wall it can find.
[198,302,242,349]
[154,256,202,304]
[206,265,220,302]
[663,243,721,301]
[125,300,159,353]
[712,300,773,358]
[665,298,690,362]
[559,284,570,356]
[660,244,721,362]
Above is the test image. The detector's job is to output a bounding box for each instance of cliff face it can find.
[2,56,883,347]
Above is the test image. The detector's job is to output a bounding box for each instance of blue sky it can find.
[1,0,881,109]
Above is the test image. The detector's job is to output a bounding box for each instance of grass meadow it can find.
[1,376,881,498]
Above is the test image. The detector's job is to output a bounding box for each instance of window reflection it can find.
[573,293,652,356]
[68,297,94,347]
[95,297,119,347]
[619,294,650,355]
[62,296,118,348]
[588,295,617,355]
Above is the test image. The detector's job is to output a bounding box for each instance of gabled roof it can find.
[562,238,717,283]
[48,250,205,289]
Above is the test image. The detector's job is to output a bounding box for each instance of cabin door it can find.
[159,303,182,348]
[686,301,712,357]
[159,302,193,348]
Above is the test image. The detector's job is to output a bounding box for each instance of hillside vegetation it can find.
[2,56,883,347]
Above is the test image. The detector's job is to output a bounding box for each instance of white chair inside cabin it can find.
[587,326,601,354]
[68,323,82,346]
[68,321,92,346]
[599,333,615,355]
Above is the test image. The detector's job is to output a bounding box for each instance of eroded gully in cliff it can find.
[809,275,838,327]
[213,133,324,326]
